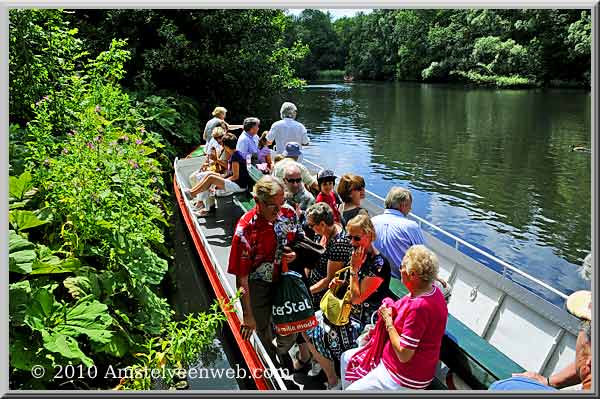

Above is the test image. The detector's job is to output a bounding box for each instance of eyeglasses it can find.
[285,178,302,184]
[348,234,363,242]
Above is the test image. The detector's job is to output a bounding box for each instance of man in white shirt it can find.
[267,102,310,159]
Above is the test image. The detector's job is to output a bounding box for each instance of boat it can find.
[173,148,582,390]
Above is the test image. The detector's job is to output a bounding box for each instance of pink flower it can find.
[135,139,143,145]
[128,160,139,169]
[62,148,69,155]
[87,142,95,150]
[95,105,101,113]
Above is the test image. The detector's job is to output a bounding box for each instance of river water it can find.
[269,81,591,302]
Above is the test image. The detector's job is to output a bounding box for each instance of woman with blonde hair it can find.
[342,244,448,391]
[302,213,392,390]
[203,106,229,142]
[337,174,368,227]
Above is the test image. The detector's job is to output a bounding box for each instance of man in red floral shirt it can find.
[228,175,304,366]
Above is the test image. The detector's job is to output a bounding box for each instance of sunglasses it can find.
[348,234,363,242]
[285,178,302,184]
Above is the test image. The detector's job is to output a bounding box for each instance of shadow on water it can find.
[164,198,255,390]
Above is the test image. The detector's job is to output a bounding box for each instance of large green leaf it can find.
[9,210,49,231]
[9,171,34,201]
[9,281,32,325]
[9,230,36,274]
[55,295,113,345]
[133,286,172,335]
[30,256,81,275]
[122,245,168,286]
[24,289,59,332]
[63,269,101,299]
[42,332,93,368]
[10,335,44,372]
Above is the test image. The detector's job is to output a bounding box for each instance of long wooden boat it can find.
[173,148,582,390]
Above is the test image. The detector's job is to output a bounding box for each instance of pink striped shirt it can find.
[381,285,448,389]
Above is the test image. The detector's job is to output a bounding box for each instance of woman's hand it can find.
[351,246,367,272]
[328,277,344,290]
[378,304,393,323]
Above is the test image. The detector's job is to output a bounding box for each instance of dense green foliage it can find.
[70,9,307,117]
[285,9,591,88]
[9,8,300,390]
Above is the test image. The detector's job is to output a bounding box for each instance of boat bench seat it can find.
[390,279,525,389]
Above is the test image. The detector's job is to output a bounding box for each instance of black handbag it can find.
[288,236,325,272]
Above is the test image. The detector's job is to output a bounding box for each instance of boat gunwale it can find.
[173,157,288,391]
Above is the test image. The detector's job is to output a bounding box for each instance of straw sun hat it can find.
[566,290,592,321]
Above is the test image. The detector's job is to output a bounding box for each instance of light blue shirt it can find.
[236,131,259,158]
[372,209,425,279]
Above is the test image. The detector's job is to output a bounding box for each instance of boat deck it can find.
[174,153,581,391]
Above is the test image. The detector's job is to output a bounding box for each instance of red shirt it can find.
[228,207,278,279]
[316,191,341,223]
[227,205,302,281]
[382,285,448,389]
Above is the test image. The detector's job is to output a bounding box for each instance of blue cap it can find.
[282,142,302,158]
[489,377,557,391]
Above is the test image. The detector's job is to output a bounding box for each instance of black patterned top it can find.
[308,230,352,309]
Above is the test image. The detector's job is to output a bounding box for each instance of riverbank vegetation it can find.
[8,8,302,390]
[286,9,591,88]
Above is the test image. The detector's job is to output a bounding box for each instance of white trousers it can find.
[341,348,410,391]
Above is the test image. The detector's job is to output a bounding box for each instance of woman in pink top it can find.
[342,245,448,390]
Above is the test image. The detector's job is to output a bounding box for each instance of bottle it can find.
[246,153,251,167]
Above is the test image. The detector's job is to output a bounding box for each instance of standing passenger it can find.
[267,102,310,159]
[228,176,301,366]
[203,106,228,142]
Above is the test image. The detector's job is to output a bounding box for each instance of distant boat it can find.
[343,75,354,82]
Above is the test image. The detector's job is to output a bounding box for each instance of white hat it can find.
[566,290,591,320]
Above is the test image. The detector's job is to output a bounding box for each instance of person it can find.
[201,126,226,171]
[315,169,342,224]
[272,142,319,193]
[337,173,367,227]
[257,131,273,171]
[283,165,315,217]
[303,213,392,390]
[488,253,592,391]
[372,187,426,279]
[236,117,260,160]
[305,202,352,309]
[227,175,302,367]
[267,102,310,158]
[203,106,228,142]
[187,133,250,216]
[342,245,448,391]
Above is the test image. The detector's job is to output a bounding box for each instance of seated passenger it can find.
[283,165,315,219]
[302,213,392,390]
[337,173,368,227]
[201,126,226,171]
[272,142,319,193]
[342,245,448,391]
[257,131,273,172]
[315,169,342,224]
[187,133,249,216]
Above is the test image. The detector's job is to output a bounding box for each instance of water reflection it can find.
[272,81,591,297]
